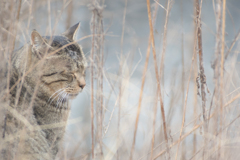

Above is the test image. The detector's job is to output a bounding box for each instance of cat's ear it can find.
[62,22,80,41]
[31,30,49,50]
[31,30,53,57]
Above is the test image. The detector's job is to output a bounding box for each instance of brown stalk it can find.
[3,0,22,139]
[117,0,128,159]
[220,0,226,115]
[154,0,171,155]
[96,9,104,159]
[133,0,171,159]
[190,112,240,160]
[189,145,205,160]
[150,90,158,160]
[91,11,96,159]
[212,0,222,158]
[150,2,160,159]
[130,0,170,159]
[192,0,199,158]
[11,0,22,51]
[174,31,197,160]
[27,0,33,29]
[139,94,234,160]
[153,95,234,160]
[224,29,240,60]
[195,0,209,159]
[153,120,204,159]
[195,0,206,126]
[89,2,105,158]
[218,0,226,158]
[159,0,171,93]
[129,0,160,158]
[129,33,151,160]
[100,15,104,160]
[66,0,73,29]
[180,0,186,158]
[6,0,22,102]
[47,0,52,35]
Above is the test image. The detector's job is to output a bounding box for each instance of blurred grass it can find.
[1,0,240,160]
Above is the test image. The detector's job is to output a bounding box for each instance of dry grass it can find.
[1,0,240,159]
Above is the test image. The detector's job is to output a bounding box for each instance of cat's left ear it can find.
[62,22,80,41]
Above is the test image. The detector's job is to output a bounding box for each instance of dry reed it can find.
[1,0,240,160]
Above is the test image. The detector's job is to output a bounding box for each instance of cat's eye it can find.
[70,73,76,78]
[67,73,76,82]
[68,75,73,82]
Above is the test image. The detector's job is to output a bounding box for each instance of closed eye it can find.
[43,72,58,77]
[41,73,69,84]
[71,73,76,78]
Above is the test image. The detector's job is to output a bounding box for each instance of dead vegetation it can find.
[1,0,240,159]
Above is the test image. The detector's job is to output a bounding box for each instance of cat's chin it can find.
[68,93,79,99]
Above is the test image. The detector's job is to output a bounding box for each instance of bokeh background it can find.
[1,0,240,159]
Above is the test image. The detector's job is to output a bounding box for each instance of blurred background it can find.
[1,0,240,159]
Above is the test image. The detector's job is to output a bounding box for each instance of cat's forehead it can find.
[45,35,87,68]
[45,36,80,56]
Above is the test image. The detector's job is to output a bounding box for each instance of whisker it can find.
[62,93,68,109]
[66,94,69,109]
[57,92,68,109]
[60,92,67,109]
[49,90,65,106]
[56,92,65,108]
[48,88,65,103]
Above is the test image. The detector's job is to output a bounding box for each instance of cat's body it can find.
[0,23,87,160]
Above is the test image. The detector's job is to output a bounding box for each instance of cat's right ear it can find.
[31,30,52,53]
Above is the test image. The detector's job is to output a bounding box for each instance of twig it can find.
[191,113,240,160]
[153,96,236,159]
[152,0,171,155]
[90,6,96,159]
[129,31,151,160]
[175,32,196,160]
[66,0,73,29]
[192,1,199,157]
[117,0,128,159]
[218,0,226,158]
[150,2,160,159]
[159,0,172,92]
[224,29,240,60]
[212,0,222,158]
[196,0,206,128]
[195,0,209,159]
[11,0,22,51]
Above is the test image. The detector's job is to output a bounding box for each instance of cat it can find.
[0,22,87,160]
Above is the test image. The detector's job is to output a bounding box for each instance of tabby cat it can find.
[0,22,87,159]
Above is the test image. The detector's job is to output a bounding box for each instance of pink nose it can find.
[79,77,86,89]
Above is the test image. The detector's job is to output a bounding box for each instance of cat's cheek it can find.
[46,82,67,94]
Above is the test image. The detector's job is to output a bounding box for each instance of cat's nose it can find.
[79,77,86,89]
[80,84,85,89]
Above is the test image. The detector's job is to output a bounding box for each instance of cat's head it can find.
[29,23,87,101]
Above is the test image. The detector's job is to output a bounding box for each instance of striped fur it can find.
[1,23,87,160]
